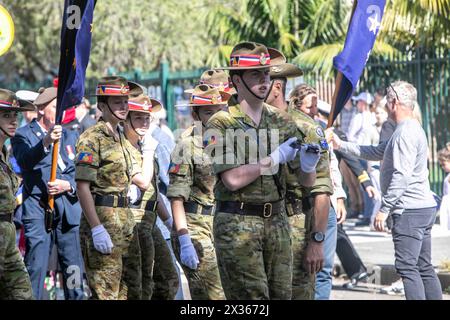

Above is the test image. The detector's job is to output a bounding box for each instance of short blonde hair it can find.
[386,81,417,110]
[438,142,450,163]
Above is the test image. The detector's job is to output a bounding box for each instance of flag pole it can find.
[327,72,343,129]
[46,138,59,233]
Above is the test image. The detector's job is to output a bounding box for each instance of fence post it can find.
[159,60,174,129]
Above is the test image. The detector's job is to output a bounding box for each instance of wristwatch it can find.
[311,231,325,243]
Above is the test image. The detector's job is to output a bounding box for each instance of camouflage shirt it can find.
[0,147,18,214]
[167,125,215,206]
[128,142,158,202]
[286,108,333,198]
[206,103,305,203]
[75,120,141,196]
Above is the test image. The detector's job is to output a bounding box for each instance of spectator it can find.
[338,99,356,137]
[332,81,442,300]
[437,143,450,230]
[11,87,84,300]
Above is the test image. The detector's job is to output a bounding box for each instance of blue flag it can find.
[329,0,386,126]
[55,0,96,124]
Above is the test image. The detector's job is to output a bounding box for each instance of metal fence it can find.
[305,48,450,194]
[2,49,449,193]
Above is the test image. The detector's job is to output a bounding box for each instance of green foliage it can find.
[0,0,449,84]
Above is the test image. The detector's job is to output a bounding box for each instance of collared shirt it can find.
[167,125,216,207]
[0,147,19,214]
[206,103,304,203]
[75,120,141,196]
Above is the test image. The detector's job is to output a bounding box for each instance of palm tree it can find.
[205,0,450,77]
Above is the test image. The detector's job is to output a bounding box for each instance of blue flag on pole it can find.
[55,0,96,124]
[328,0,386,126]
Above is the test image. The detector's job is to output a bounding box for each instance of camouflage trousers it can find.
[287,209,316,300]
[152,226,179,300]
[123,209,157,300]
[80,206,140,300]
[213,208,292,300]
[172,213,225,300]
[0,220,33,300]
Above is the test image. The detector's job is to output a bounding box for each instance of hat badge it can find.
[120,84,127,94]
[143,100,150,111]
[211,95,221,104]
[12,99,18,107]
[260,53,268,65]
[218,83,225,91]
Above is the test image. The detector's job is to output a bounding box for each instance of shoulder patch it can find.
[203,135,216,148]
[77,152,94,164]
[319,139,329,151]
[169,163,181,174]
[316,127,325,138]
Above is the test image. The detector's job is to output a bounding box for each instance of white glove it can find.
[300,143,321,173]
[127,184,141,204]
[141,131,158,155]
[179,234,199,270]
[269,137,299,166]
[91,225,114,254]
[164,216,173,231]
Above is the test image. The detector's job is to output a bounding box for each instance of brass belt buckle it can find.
[263,203,273,218]
[113,196,118,207]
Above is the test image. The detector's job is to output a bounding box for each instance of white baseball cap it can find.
[351,92,374,104]
[16,90,39,102]
[317,99,331,115]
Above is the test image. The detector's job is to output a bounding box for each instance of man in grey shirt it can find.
[330,81,442,300]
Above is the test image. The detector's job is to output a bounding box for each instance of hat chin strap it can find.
[0,126,13,138]
[105,101,127,122]
[239,75,267,101]
[129,117,145,137]
[264,80,275,103]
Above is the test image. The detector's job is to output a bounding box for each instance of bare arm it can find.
[220,161,266,192]
[76,180,100,228]
[170,197,189,236]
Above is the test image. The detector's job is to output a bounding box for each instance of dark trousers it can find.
[392,208,442,300]
[336,224,366,279]
[23,214,84,300]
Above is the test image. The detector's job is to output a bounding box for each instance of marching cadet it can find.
[0,89,34,300]
[206,42,321,299]
[265,63,333,299]
[122,93,178,299]
[75,76,148,300]
[167,85,227,300]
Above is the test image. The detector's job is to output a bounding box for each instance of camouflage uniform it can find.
[167,125,225,300]
[0,147,33,300]
[206,103,306,300]
[124,144,159,300]
[151,225,180,300]
[75,120,141,300]
[285,108,333,300]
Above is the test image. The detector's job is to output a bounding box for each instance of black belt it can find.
[0,212,13,223]
[129,200,158,212]
[94,195,129,208]
[183,201,214,215]
[217,200,283,218]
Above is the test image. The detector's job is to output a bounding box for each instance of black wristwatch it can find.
[311,231,325,243]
